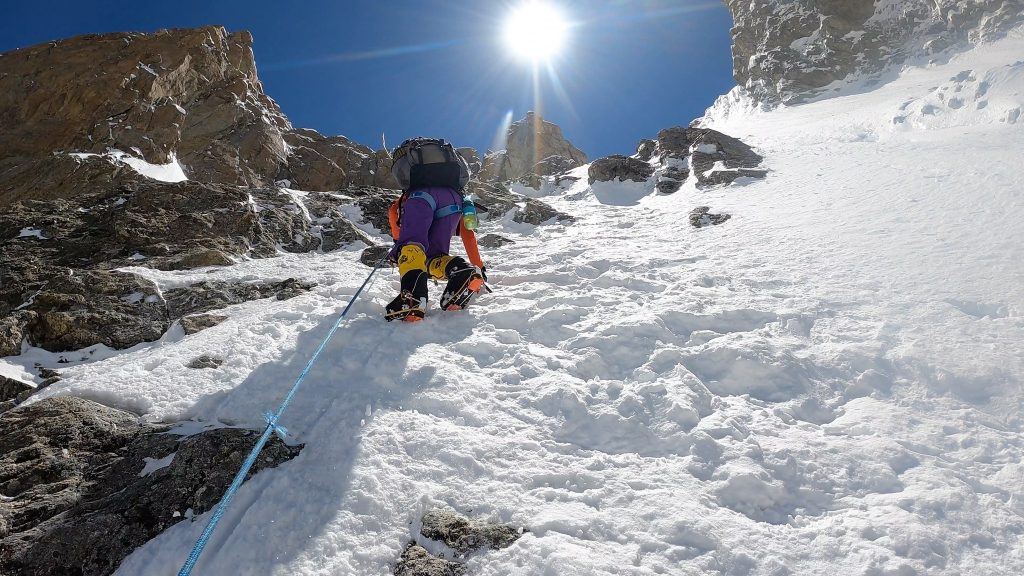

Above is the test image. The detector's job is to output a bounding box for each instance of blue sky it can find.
[0,1,735,159]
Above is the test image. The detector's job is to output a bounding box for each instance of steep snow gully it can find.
[14,27,1024,576]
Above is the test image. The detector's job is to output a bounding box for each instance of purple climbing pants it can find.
[391,187,463,260]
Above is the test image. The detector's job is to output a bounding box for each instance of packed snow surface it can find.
[70,149,188,182]
[11,28,1024,576]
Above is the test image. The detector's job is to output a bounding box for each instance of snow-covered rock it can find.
[724,0,1024,104]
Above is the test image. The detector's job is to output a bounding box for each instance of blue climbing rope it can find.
[178,255,389,576]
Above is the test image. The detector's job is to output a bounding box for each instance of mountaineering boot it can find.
[385,272,427,322]
[438,256,484,311]
[386,245,429,322]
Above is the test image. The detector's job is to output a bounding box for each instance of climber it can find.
[385,137,486,322]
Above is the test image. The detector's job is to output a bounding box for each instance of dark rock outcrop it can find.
[0,376,33,414]
[0,317,25,357]
[653,127,766,189]
[723,0,1024,105]
[19,269,169,354]
[0,178,367,353]
[187,354,224,369]
[178,314,229,335]
[589,126,765,191]
[1,180,303,272]
[689,206,732,227]
[468,181,574,225]
[656,166,690,194]
[0,396,302,576]
[0,376,32,403]
[588,155,655,185]
[360,244,392,267]
[419,509,522,555]
[165,278,316,319]
[683,128,768,187]
[394,509,523,575]
[477,234,514,249]
[395,544,465,576]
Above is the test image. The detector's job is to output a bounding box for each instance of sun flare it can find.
[502,1,569,63]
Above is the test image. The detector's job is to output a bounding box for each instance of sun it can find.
[502,1,570,63]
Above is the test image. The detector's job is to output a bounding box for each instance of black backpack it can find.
[390,137,471,192]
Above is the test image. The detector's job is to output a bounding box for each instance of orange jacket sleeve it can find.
[460,226,484,269]
[388,199,401,239]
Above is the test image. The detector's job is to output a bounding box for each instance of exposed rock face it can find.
[723,0,1024,104]
[0,180,299,272]
[590,127,766,191]
[0,396,302,576]
[0,376,32,403]
[187,354,224,369]
[456,147,482,176]
[654,127,766,188]
[0,155,144,209]
[395,544,465,576]
[468,181,574,225]
[0,376,33,414]
[680,128,768,188]
[164,278,316,319]
[279,129,397,191]
[419,509,522,555]
[0,317,26,357]
[477,234,514,249]
[394,509,523,575]
[690,206,732,227]
[178,314,229,335]
[0,181,338,353]
[19,269,169,353]
[480,112,587,183]
[588,155,656,185]
[0,26,291,204]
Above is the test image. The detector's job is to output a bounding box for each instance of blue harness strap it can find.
[434,204,462,218]
[408,190,462,220]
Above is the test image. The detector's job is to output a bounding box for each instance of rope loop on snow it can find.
[177,254,389,576]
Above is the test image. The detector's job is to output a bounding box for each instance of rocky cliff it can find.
[723,0,1024,104]
[479,111,588,185]
[0,26,418,206]
[0,27,290,204]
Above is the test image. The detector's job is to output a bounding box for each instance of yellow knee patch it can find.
[397,244,427,276]
[428,255,454,280]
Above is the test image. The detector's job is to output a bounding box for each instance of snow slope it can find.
[12,26,1024,576]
